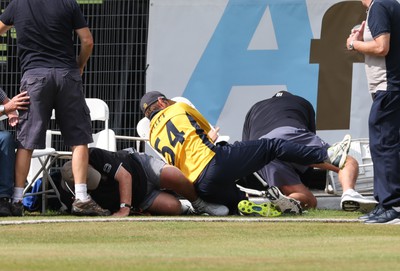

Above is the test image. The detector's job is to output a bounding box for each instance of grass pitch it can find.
[0,210,399,271]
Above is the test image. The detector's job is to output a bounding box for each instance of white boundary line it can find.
[0,216,361,226]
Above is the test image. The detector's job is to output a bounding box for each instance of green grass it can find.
[0,210,399,271]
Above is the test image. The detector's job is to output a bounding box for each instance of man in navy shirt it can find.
[243,91,377,211]
[0,0,108,216]
[346,0,400,223]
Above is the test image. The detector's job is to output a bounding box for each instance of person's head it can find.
[140,91,173,119]
[61,161,101,191]
[273,90,292,98]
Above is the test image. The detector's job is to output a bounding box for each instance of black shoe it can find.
[364,208,400,224]
[359,204,385,221]
[0,198,12,217]
[11,201,24,216]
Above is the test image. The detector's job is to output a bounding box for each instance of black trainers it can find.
[364,208,400,224]
[71,196,111,216]
[0,198,12,217]
[265,186,302,215]
[359,204,385,221]
[11,201,24,216]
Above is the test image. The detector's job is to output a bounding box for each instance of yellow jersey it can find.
[149,102,216,182]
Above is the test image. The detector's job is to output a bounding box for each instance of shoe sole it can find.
[332,135,351,169]
[364,218,400,224]
[265,186,302,215]
[341,200,377,213]
[71,208,111,216]
[385,218,400,225]
[238,200,281,217]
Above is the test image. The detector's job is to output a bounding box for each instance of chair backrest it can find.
[47,98,116,152]
[136,116,167,161]
[85,98,109,125]
[136,117,150,139]
[85,98,116,151]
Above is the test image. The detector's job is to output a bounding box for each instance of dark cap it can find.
[140,91,167,113]
[273,90,292,97]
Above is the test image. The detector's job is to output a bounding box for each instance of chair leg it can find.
[24,154,67,214]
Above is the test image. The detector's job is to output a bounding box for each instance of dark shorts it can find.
[17,68,93,149]
[259,126,328,187]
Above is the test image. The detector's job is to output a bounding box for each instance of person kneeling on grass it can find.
[61,147,229,216]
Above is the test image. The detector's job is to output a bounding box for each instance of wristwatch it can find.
[120,203,132,209]
[348,40,354,50]
[0,105,5,114]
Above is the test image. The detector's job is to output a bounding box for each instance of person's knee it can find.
[0,132,14,146]
[280,184,317,209]
[306,196,318,209]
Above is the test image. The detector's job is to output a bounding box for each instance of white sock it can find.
[12,187,24,203]
[74,184,89,201]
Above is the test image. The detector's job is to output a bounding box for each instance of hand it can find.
[208,126,220,142]
[7,111,19,127]
[5,91,30,113]
[112,207,131,217]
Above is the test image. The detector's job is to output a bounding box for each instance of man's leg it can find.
[0,132,15,198]
[146,192,182,215]
[337,156,358,191]
[280,183,317,209]
[0,132,15,216]
[12,148,33,216]
[71,145,89,192]
[70,145,110,216]
[160,165,229,216]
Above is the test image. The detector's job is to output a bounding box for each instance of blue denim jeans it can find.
[0,131,15,198]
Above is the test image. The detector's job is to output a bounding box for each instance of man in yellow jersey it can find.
[140,91,351,215]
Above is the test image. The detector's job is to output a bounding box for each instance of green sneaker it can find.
[238,200,281,217]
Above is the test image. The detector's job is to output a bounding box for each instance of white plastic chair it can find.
[46,98,117,153]
[25,98,117,213]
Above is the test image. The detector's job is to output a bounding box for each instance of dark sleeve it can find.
[368,2,391,38]
[242,108,252,141]
[71,0,88,29]
[306,100,316,133]
[0,1,15,26]
[0,87,7,103]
